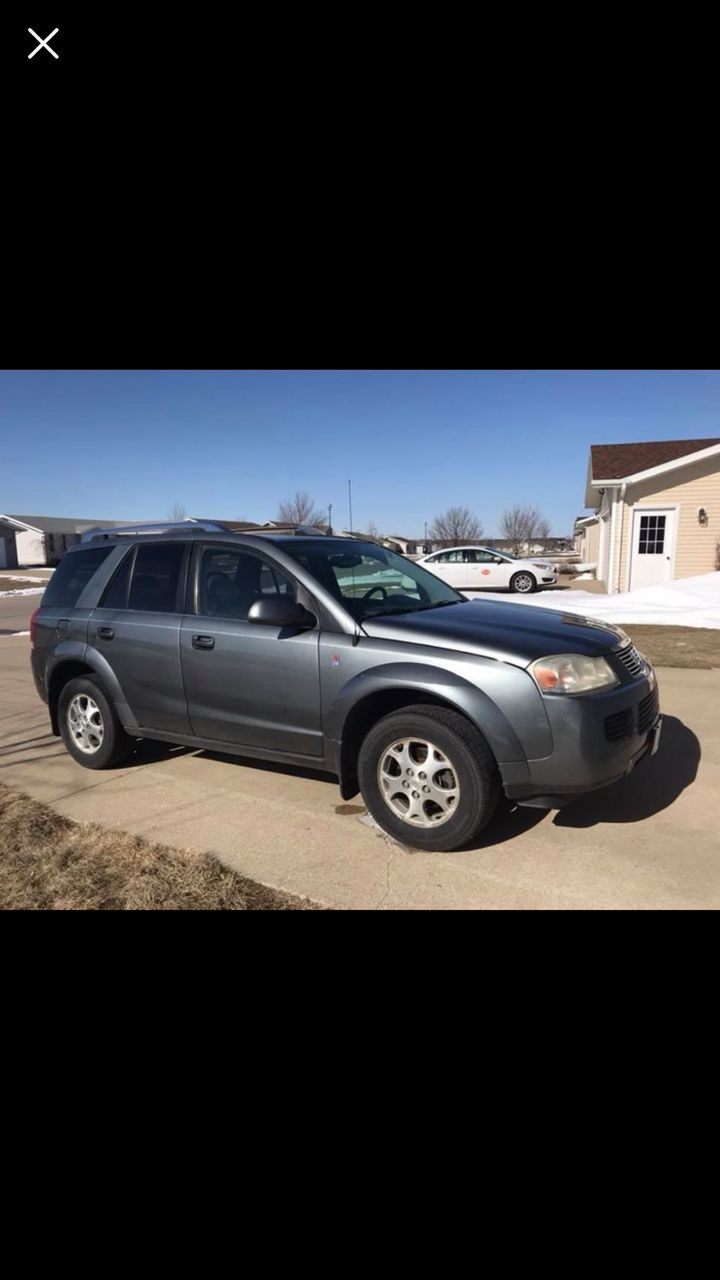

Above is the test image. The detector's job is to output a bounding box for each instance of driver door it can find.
[179,543,323,756]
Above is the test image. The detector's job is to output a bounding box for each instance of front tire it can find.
[58,676,134,770]
[358,705,501,852]
[510,571,536,594]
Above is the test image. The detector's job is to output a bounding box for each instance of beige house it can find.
[573,514,600,565]
[582,437,720,593]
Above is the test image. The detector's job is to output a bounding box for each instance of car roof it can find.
[71,530,380,552]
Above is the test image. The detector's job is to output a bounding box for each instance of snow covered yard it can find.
[464,572,720,630]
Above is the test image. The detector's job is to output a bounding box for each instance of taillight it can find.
[30,607,40,647]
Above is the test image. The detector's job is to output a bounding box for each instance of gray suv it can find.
[30,523,662,852]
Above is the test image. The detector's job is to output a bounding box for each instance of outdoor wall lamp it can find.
[698,507,709,526]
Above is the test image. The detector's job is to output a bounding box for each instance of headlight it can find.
[529,654,620,694]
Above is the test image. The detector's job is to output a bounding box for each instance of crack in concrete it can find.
[376,846,396,909]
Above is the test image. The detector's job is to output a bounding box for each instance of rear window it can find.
[127,543,185,612]
[41,546,115,609]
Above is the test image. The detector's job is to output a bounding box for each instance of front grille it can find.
[638,687,660,735]
[614,642,646,678]
[605,708,633,742]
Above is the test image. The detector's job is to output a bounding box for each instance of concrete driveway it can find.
[1,596,718,909]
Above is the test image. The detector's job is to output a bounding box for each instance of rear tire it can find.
[358,704,501,852]
[58,676,135,770]
[510,571,536,594]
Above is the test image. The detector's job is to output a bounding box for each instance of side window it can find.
[127,543,185,612]
[260,563,293,596]
[100,547,135,609]
[462,550,478,563]
[41,546,115,609]
[198,547,296,620]
[474,550,494,563]
[447,550,464,563]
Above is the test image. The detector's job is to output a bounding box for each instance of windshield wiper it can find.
[413,600,463,611]
[364,600,461,618]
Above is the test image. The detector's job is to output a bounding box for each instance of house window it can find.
[638,514,666,555]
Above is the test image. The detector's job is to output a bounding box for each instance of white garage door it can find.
[629,508,674,590]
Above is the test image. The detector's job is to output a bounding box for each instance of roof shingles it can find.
[590,437,720,481]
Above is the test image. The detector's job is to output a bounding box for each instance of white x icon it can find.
[28,27,59,59]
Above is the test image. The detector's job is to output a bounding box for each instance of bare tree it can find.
[276,491,324,526]
[365,520,380,540]
[500,504,550,553]
[430,506,484,546]
[168,502,187,521]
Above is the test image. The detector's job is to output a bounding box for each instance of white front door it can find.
[629,508,674,590]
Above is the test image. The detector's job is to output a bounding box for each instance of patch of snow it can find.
[464,572,720,629]
[0,574,48,583]
[0,631,30,638]
[0,588,45,597]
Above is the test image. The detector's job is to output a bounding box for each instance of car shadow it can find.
[466,799,547,849]
[554,715,700,829]
[127,736,335,785]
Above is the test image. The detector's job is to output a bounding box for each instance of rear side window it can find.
[41,546,114,609]
[127,543,185,612]
[100,547,135,609]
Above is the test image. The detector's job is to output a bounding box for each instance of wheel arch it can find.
[510,569,537,593]
[328,665,526,801]
[47,649,139,736]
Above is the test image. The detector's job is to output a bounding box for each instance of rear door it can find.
[87,541,192,733]
[179,543,322,756]
[425,550,463,587]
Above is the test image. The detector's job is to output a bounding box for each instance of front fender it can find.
[327,660,543,764]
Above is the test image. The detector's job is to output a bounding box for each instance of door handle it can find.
[97,626,115,640]
[192,634,215,650]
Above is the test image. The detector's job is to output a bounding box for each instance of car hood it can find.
[361,597,625,664]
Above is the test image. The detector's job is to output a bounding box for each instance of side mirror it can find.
[247,597,316,629]
[493,556,504,564]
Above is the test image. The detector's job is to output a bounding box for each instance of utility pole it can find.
[348,479,353,533]
[327,503,333,535]
[424,520,428,547]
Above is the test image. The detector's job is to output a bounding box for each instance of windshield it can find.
[282,541,465,620]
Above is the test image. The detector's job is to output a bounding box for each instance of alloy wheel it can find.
[67,693,105,754]
[377,738,460,828]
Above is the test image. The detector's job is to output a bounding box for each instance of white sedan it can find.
[416,546,558,593]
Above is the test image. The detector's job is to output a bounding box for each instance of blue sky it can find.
[2,370,719,536]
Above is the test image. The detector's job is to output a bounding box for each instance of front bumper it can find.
[503,670,661,808]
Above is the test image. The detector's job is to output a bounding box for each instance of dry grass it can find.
[0,783,326,911]
[622,625,720,670]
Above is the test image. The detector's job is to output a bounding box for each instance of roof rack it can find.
[80,519,229,543]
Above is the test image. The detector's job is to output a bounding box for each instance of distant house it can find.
[582,437,720,592]
[382,535,421,556]
[0,514,127,567]
[573,515,600,564]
